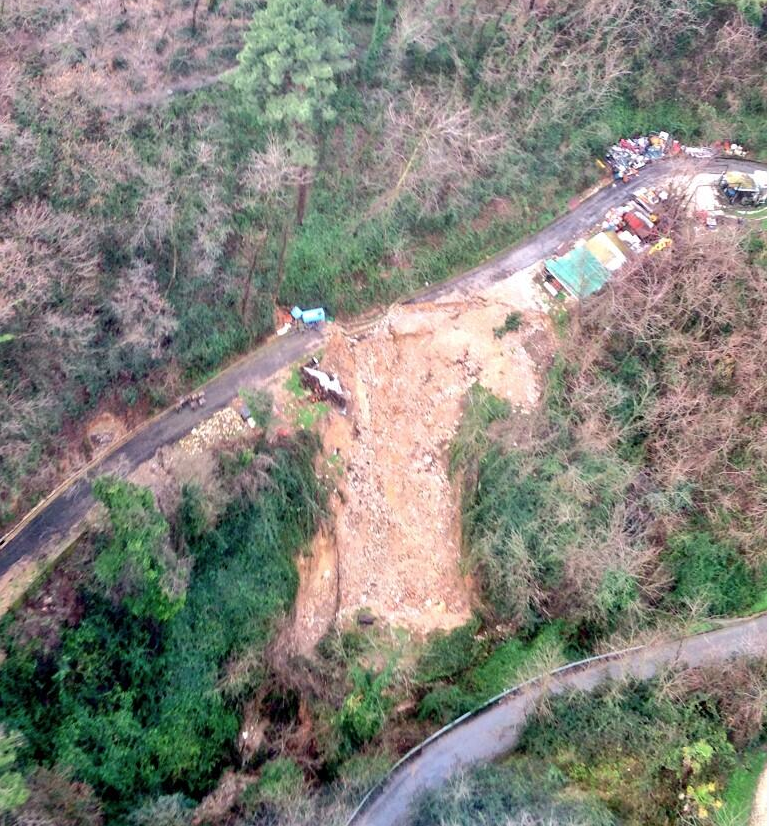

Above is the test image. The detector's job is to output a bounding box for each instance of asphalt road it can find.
[0,330,323,575]
[0,156,764,579]
[350,616,768,826]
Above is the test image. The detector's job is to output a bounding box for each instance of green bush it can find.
[465,623,566,700]
[0,435,324,817]
[664,531,761,617]
[337,666,392,752]
[517,678,739,824]
[493,311,523,338]
[92,477,187,622]
[417,685,476,725]
[411,759,616,826]
[414,616,485,685]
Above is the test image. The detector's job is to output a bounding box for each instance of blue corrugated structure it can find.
[544,246,611,298]
[301,307,326,324]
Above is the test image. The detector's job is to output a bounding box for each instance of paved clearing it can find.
[350,616,768,826]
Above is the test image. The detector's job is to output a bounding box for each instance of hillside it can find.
[0,1,766,825]
[1,0,765,528]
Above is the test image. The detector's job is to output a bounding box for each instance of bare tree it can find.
[111,261,178,359]
[369,85,503,217]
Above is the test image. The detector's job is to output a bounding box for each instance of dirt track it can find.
[349,616,768,826]
[0,157,764,609]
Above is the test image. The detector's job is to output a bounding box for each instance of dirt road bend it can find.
[0,158,763,589]
[349,616,767,826]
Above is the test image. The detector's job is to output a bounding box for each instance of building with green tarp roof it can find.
[544,245,611,298]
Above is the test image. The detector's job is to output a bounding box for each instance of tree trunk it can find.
[241,236,265,321]
[295,178,309,226]
[275,219,291,296]
[191,0,201,35]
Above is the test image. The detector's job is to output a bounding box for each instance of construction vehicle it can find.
[718,170,768,207]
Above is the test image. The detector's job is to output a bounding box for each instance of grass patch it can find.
[293,400,331,431]
[285,366,310,399]
[716,748,766,826]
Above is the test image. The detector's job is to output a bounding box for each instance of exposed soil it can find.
[85,411,127,452]
[280,264,555,643]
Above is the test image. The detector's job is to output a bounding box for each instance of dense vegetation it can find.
[0,0,765,823]
[412,659,767,826]
[1,0,765,526]
[452,223,766,650]
[0,434,324,822]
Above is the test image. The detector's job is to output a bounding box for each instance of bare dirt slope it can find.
[282,265,555,647]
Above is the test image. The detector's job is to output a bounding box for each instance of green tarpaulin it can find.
[544,246,611,298]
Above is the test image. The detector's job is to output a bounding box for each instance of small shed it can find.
[585,231,628,272]
[544,245,611,299]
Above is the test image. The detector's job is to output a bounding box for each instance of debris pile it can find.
[275,305,329,336]
[178,407,245,455]
[718,170,768,206]
[175,391,206,413]
[545,183,675,298]
[603,131,677,181]
[300,358,349,413]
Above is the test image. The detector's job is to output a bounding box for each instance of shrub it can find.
[92,477,189,622]
[493,311,523,338]
[664,531,761,617]
[414,617,485,685]
[411,759,616,826]
[417,685,476,725]
[337,666,392,751]
[0,435,324,817]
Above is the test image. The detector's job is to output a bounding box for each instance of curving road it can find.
[349,616,768,826]
[0,157,764,584]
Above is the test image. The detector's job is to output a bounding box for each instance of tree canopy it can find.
[92,477,189,623]
[232,0,353,164]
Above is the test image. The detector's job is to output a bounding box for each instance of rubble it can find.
[604,130,675,181]
[300,358,349,412]
[175,390,206,413]
[178,406,246,455]
[302,265,551,633]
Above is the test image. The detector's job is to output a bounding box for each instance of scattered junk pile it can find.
[718,170,768,206]
[175,390,206,413]
[600,131,751,182]
[544,184,673,298]
[717,140,748,157]
[300,357,348,414]
[236,401,257,429]
[601,131,677,181]
[276,305,328,336]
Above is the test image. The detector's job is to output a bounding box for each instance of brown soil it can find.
[281,524,340,657]
[471,196,514,232]
[85,411,128,452]
[281,264,554,644]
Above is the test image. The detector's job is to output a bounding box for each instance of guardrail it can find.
[345,642,644,824]
[346,612,768,825]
